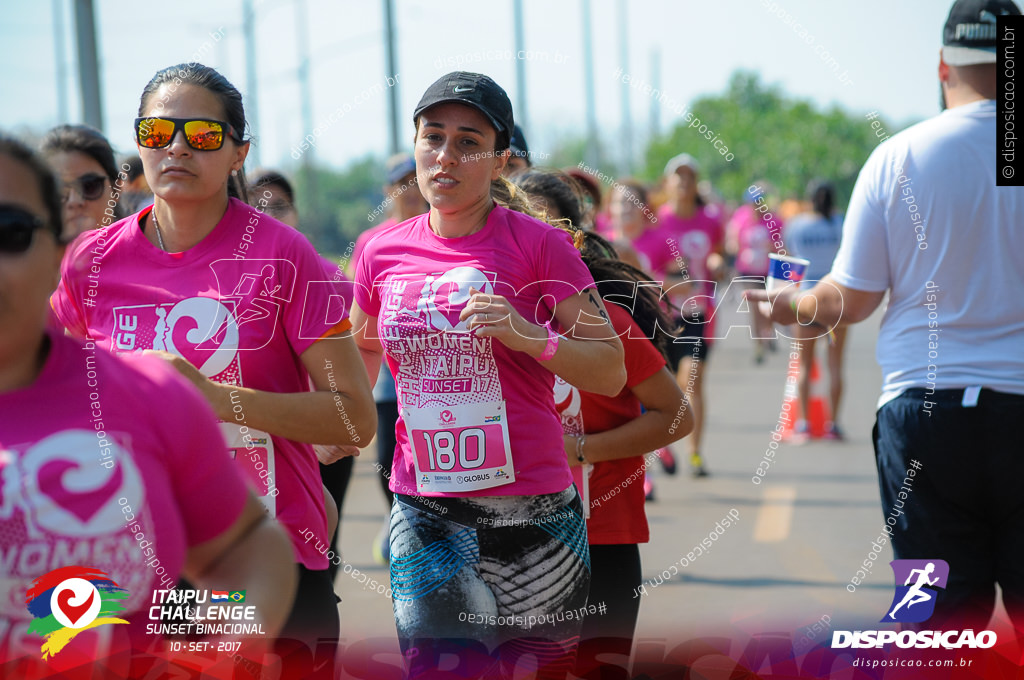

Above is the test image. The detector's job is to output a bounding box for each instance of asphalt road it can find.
[328,296,1016,678]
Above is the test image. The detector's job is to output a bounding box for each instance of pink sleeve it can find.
[283,236,352,355]
[134,356,248,546]
[50,243,89,338]
[353,239,381,317]
[350,229,372,273]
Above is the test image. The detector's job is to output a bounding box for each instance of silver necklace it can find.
[151,208,167,251]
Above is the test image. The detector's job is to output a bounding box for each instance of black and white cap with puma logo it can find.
[943,0,1021,65]
[414,72,515,150]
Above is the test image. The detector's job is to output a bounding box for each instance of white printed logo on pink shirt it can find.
[1,432,152,653]
[107,259,298,516]
[109,259,298,381]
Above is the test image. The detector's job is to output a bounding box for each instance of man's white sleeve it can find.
[830,149,892,293]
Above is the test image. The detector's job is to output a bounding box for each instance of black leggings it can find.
[581,540,634,655]
[275,564,341,652]
[376,400,399,507]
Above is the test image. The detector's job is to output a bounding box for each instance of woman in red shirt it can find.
[514,168,692,665]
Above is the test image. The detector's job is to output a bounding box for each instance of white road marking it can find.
[753,485,797,543]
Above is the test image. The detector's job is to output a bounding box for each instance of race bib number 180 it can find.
[403,401,515,493]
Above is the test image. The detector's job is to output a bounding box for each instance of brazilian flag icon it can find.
[229,591,246,602]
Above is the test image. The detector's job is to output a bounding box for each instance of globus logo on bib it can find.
[832,559,997,649]
[457,473,490,484]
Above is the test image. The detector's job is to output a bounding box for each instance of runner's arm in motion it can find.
[184,493,298,637]
[744,273,885,328]
[564,366,692,466]
[461,287,626,396]
[348,302,384,389]
[144,332,376,446]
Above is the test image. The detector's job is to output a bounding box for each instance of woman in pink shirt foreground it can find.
[51,64,375,649]
[0,134,295,672]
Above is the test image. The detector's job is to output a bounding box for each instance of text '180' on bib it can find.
[403,400,515,493]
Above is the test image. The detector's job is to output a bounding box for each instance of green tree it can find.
[643,71,901,206]
[292,156,385,257]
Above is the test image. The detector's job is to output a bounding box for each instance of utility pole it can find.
[296,0,314,164]
[618,0,632,174]
[649,48,661,141]
[54,0,69,123]
[581,0,599,167]
[72,0,103,129]
[242,0,260,165]
[383,0,400,155]
[513,0,527,131]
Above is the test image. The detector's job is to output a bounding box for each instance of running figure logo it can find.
[883,559,949,623]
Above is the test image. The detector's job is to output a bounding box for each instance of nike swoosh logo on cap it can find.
[453,86,474,93]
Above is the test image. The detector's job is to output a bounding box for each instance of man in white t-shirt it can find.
[750,0,1024,633]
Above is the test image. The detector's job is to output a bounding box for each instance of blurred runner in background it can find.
[658,154,725,477]
[351,152,428,566]
[785,179,847,441]
[40,124,122,238]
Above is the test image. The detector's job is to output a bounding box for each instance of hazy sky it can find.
[0,0,953,173]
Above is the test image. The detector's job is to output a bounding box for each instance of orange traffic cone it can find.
[806,359,830,438]
[781,357,831,440]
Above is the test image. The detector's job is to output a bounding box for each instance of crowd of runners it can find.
[2,0,1021,676]
[0,64,857,678]
[0,62,848,678]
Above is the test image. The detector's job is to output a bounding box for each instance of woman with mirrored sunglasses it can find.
[50,64,376,653]
[40,124,122,239]
[0,134,297,671]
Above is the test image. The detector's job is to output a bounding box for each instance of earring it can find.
[231,169,239,177]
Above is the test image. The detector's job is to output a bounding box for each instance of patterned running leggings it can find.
[389,485,591,679]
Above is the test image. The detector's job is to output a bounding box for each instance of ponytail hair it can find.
[491,174,543,219]
[578,231,677,361]
[505,168,673,356]
[807,179,835,220]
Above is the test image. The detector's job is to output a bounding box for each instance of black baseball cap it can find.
[509,124,530,161]
[413,72,515,149]
[943,0,1021,65]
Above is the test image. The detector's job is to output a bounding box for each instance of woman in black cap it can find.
[350,72,625,678]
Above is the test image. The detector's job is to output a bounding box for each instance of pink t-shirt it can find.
[629,226,674,279]
[729,204,774,277]
[51,198,346,569]
[593,212,614,239]
[655,204,724,314]
[354,206,596,498]
[0,331,249,663]
[351,218,397,272]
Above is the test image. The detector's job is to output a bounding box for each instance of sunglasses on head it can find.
[135,117,241,151]
[60,173,107,202]
[0,205,53,254]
